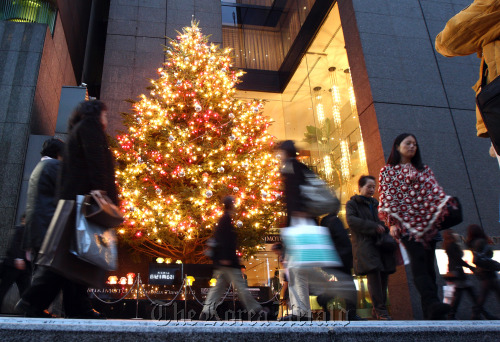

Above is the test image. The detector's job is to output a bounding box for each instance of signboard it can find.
[148,264,182,285]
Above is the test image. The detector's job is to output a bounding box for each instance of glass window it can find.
[222,0,317,71]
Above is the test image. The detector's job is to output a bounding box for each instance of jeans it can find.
[201,266,262,319]
[288,267,357,318]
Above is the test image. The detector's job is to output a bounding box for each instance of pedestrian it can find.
[22,138,65,273]
[442,230,479,319]
[317,213,365,321]
[435,0,500,167]
[16,100,115,319]
[346,175,397,320]
[465,224,500,319]
[0,215,31,311]
[199,196,268,320]
[271,242,289,320]
[278,140,356,321]
[379,133,453,320]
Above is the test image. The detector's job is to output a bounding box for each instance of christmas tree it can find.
[113,21,283,263]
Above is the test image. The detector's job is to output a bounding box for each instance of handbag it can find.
[84,190,124,228]
[300,169,340,217]
[476,59,500,155]
[437,197,463,230]
[70,195,118,271]
[36,199,106,288]
[375,232,398,252]
[280,217,342,268]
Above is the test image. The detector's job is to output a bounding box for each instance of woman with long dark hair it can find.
[346,175,396,320]
[16,100,116,319]
[379,133,454,319]
[465,224,500,319]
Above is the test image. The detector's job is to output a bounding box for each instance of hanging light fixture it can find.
[340,139,351,180]
[323,154,334,180]
[313,86,325,125]
[344,68,357,117]
[328,67,342,128]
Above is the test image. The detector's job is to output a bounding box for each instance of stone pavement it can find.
[0,317,499,341]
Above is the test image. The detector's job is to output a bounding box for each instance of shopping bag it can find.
[394,242,410,266]
[280,217,342,268]
[36,199,106,288]
[71,195,117,271]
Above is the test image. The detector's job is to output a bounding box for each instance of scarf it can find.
[378,163,450,242]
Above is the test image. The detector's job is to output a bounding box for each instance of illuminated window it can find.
[0,0,57,34]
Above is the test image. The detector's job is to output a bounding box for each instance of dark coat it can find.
[445,242,470,280]
[321,214,353,274]
[23,158,61,251]
[4,225,28,267]
[59,118,118,204]
[346,195,396,275]
[281,158,308,224]
[213,213,240,268]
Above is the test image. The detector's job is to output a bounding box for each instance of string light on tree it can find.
[113,20,283,263]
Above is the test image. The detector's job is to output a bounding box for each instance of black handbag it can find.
[36,200,106,288]
[476,59,500,155]
[71,195,118,271]
[84,190,124,228]
[375,232,398,252]
[437,197,463,230]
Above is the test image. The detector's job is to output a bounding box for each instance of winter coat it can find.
[23,158,61,251]
[213,213,240,268]
[59,117,118,204]
[346,195,396,275]
[435,0,500,137]
[321,214,353,274]
[3,225,28,268]
[445,242,470,281]
[281,158,308,224]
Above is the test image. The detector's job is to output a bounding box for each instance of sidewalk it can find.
[0,317,498,341]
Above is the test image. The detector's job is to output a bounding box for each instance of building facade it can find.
[1,0,498,319]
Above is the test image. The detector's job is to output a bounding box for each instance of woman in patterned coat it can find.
[379,133,455,320]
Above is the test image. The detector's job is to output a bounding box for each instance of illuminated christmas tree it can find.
[113,21,283,263]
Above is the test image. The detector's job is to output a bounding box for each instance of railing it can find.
[0,0,57,34]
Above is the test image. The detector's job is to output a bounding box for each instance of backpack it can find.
[300,169,339,217]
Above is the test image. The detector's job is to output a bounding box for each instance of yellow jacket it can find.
[435,0,500,137]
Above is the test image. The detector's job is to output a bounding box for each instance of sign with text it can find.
[148,264,182,285]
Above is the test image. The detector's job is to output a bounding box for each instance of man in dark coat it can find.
[200,196,267,320]
[0,215,31,310]
[23,138,65,268]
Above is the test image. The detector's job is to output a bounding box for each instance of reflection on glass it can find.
[233,3,368,218]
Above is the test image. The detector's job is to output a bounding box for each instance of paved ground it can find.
[0,317,499,341]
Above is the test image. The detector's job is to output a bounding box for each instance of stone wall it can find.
[102,0,222,133]
[341,0,499,319]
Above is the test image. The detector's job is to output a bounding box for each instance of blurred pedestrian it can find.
[22,138,64,272]
[199,196,267,320]
[16,100,115,319]
[379,133,453,320]
[346,175,396,320]
[317,213,365,321]
[0,215,30,311]
[465,224,500,319]
[435,0,500,167]
[442,230,479,319]
[278,140,355,321]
